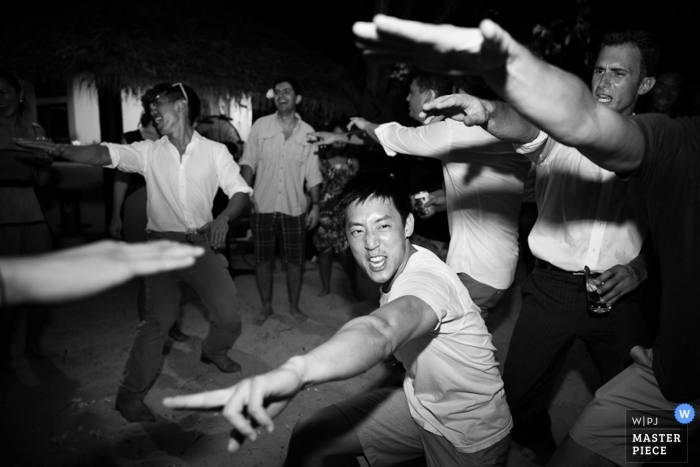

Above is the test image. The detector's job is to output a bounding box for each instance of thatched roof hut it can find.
[2,1,362,135]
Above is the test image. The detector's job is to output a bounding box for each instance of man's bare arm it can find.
[13,139,112,166]
[422,94,539,144]
[353,15,646,172]
[162,295,437,451]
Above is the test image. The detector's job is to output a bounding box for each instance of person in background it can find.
[0,69,54,372]
[239,77,322,325]
[644,70,686,117]
[310,72,530,317]
[312,122,364,300]
[110,87,187,343]
[16,82,252,424]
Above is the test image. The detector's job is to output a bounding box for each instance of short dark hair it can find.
[272,77,302,96]
[599,31,660,78]
[336,170,412,228]
[411,71,453,98]
[152,82,201,125]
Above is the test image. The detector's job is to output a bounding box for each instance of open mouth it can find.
[367,255,386,272]
[596,94,612,104]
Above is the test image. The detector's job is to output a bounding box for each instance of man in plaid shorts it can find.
[240,77,322,325]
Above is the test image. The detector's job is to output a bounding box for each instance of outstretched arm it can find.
[163,295,438,451]
[12,139,112,166]
[422,94,539,144]
[353,15,646,172]
[0,240,204,306]
[307,129,374,147]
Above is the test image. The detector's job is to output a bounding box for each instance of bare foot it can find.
[289,307,308,323]
[253,306,273,326]
[317,288,331,297]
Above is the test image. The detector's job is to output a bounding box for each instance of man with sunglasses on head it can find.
[15,82,252,423]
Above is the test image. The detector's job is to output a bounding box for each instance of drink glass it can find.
[585,272,611,314]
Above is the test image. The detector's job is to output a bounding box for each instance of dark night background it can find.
[240,0,700,86]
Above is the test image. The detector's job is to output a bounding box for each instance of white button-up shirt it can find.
[375,120,530,290]
[103,132,252,233]
[515,131,647,272]
[239,113,322,216]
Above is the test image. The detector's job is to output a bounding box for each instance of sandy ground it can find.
[3,243,605,467]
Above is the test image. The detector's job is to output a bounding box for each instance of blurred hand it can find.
[198,216,229,250]
[353,15,512,76]
[2,240,204,305]
[424,189,447,213]
[347,117,370,132]
[306,131,343,146]
[109,216,123,240]
[12,138,64,157]
[421,94,490,127]
[163,366,304,452]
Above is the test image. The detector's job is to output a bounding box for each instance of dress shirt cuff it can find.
[374,122,401,157]
[100,142,120,168]
[513,130,548,154]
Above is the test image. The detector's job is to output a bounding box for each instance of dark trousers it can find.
[503,266,650,447]
[120,233,241,395]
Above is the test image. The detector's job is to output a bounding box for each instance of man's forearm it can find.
[240,165,254,187]
[216,192,250,223]
[309,185,320,205]
[58,144,112,166]
[279,295,436,387]
[482,99,540,144]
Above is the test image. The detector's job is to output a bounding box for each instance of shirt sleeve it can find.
[374,121,451,158]
[101,141,148,174]
[512,130,550,163]
[388,264,464,330]
[215,146,254,198]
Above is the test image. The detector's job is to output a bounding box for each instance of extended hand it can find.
[306,131,342,146]
[199,217,229,250]
[12,138,64,157]
[162,367,304,452]
[353,15,512,76]
[1,240,204,306]
[421,94,490,126]
[596,264,642,306]
[109,216,123,240]
[347,117,370,132]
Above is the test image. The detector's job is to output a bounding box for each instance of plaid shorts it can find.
[251,212,306,264]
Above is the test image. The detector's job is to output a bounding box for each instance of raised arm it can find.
[0,240,204,307]
[422,94,539,144]
[12,139,112,166]
[162,295,437,451]
[353,15,646,172]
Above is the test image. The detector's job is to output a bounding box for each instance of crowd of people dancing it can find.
[2,12,699,467]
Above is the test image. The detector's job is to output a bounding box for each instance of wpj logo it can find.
[625,405,695,463]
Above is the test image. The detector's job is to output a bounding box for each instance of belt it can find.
[146,230,209,244]
[534,258,584,275]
